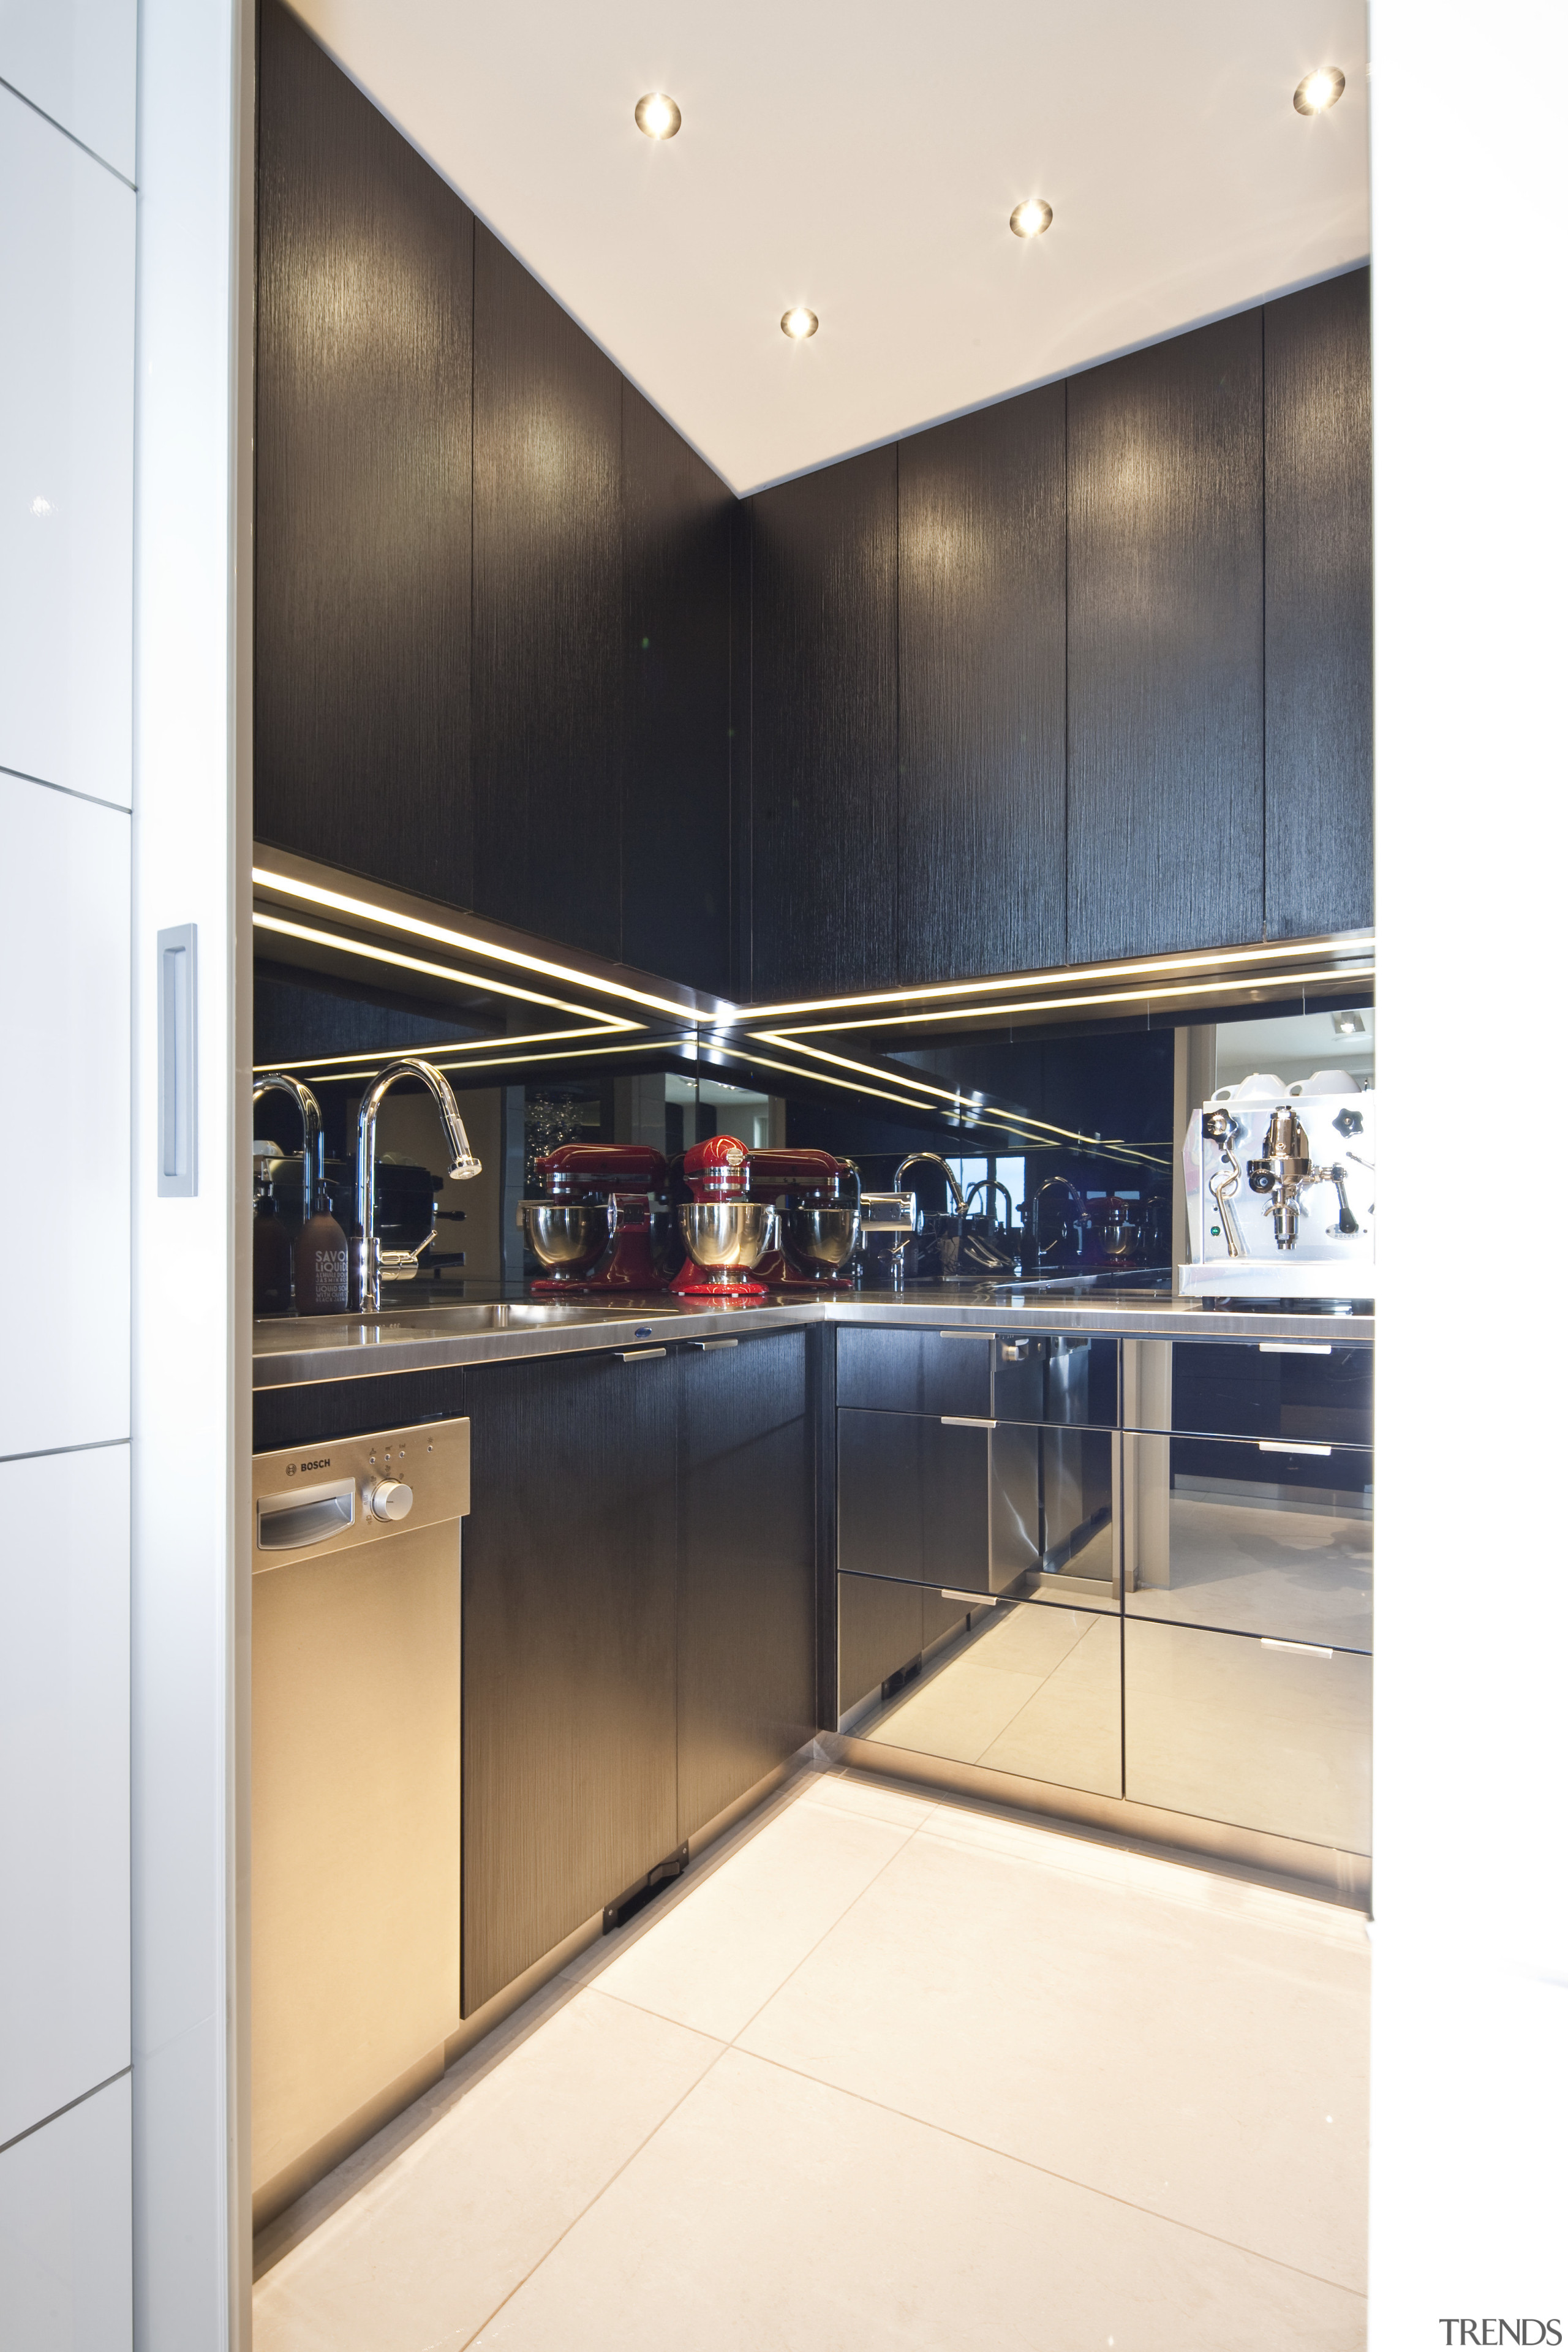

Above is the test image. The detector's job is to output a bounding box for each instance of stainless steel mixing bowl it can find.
[677,1199,776,1272]
[780,1203,861,1278]
[522,1200,615,1279]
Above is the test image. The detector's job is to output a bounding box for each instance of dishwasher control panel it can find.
[252,1417,470,1570]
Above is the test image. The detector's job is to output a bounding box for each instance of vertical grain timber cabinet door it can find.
[254,0,474,909]
[1066,311,1264,963]
[897,383,1068,986]
[677,1334,815,1841]
[461,1349,679,2013]
[1264,266,1373,941]
[750,448,899,999]
[472,223,624,961]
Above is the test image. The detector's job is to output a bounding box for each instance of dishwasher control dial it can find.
[366,1478,413,1522]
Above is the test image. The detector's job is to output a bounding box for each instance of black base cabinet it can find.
[677,1333,816,1844]
[462,1349,682,2012]
[253,1329,817,2022]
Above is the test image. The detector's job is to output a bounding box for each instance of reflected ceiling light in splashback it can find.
[252,913,636,1032]
[1009,198,1054,239]
[764,963,1374,1039]
[252,865,713,1025]
[780,306,819,340]
[735,933,1374,1028]
[634,92,681,140]
[1293,67,1346,115]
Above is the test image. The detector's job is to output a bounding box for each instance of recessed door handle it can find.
[616,1348,666,1362]
[1257,1439,1332,1456]
[941,1588,997,1607]
[941,1415,997,1429]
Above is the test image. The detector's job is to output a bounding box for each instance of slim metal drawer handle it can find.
[616,1348,666,1362]
[938,1330,987,1341]
[1262,1638,1335,1659]
[941,1415,997,1429]
[1258,1341,1333,1355]
[687,1338,739,1351]
[1256,1439,1332,1456]
[941,1588,997,1607]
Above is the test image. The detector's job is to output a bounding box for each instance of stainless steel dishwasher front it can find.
[250,1417,469,2229]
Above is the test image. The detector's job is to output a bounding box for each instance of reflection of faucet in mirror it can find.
[252,1071,323,1216]
[1031,1174,1088,1265]
[355,1058,482,1308]
[894,1153,965,1212]
[963,1177,1014,1233]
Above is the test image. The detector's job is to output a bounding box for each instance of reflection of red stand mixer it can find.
[527,1144,669,1293]
[747,1148,861,1289]
[669,1135,774,1300]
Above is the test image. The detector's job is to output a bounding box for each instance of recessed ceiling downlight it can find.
[781,306,818,341]
[635,92,681,139]
[1293,66,1346,115]
[1009,198,1054,239]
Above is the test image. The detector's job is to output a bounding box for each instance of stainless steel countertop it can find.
[254,1284,1373,1389]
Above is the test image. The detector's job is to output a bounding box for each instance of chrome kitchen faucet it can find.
[354,1058,482,1309]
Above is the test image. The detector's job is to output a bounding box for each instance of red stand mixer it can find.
[669,1135,775,1300]
[524,1144,669,1293]
[747,1148,862,1289]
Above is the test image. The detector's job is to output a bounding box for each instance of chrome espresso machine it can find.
[1180,1070,1375,1299]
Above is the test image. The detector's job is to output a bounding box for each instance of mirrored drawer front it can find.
[837,1325,992,1418]
[837,1409,1117,1609]
[1125,1337,1371,1446]
[1124,1619,1370,1853]
[992,1333,1118,1429]
[1124,1432,1371,1651]
[838,1573,1122,1800]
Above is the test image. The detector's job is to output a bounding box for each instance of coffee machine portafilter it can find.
[1245,1106,1360,1252]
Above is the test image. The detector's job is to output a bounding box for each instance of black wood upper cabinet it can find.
[1264,269,1373,941]
[898,386,1068,983]
[1066,312,1265,964]
[677,1335,815,1841]
[620,388,734,997]
[472,224,624,962]
[462,1350,680,2012]
[750,449,899,1000]
[254,0,473,908]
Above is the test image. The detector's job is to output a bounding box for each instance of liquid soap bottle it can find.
[253,1178,293,1315]
[293,1182,350,1316]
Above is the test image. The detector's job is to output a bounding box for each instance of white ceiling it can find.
[290,0,1369,494]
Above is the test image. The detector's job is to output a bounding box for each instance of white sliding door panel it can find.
[0,2075,132,2350]
[0,86,134,808]
[0,0,138,181]
[0,1447,130,2147]
[0,776,130,1453]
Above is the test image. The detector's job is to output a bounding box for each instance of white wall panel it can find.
[0,86,134,807]
[0,2074,132,2349]
[0,775,130,1453]
[0,1447,129,2147]
[0,0,138,181]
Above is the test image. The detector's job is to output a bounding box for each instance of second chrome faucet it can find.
[355,1058,482,1309]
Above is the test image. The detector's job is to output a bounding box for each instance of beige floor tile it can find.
[590,1797,916,2042]
[796,1771,937,1831]
[978,1613,1121,1793]
[251,1989,718,2352]
[472,2048,1366,2351]
[738,1826,1368,2291]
